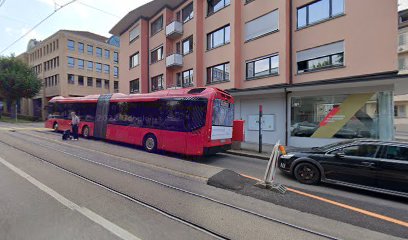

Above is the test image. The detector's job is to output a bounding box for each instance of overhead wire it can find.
[76,1,120,18]
[0,0,77,55]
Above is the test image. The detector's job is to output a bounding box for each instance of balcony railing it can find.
[166,21,183,39]
[166,53,183,68]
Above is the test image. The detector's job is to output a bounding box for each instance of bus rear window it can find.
[212,99,234,127]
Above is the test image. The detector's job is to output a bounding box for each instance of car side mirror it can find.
[335,152,345,158]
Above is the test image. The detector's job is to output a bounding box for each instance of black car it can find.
[278,139,408,198]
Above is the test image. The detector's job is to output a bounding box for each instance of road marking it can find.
[0,156,142,240]
[240,174,408,228]
[20,131,213,181]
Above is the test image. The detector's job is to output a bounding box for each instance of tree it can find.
[0,56,42,120]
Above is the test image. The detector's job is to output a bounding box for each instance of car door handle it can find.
[361,162,375,167]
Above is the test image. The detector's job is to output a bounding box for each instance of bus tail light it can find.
[208,128,212,140]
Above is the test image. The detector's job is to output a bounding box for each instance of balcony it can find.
[166,21,183,39]
[399,32,408,53]
[166,53,183,68]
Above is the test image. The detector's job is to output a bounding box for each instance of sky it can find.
[0,0,406,57]
[0,0,153,56]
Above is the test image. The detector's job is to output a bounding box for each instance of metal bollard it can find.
[255,141,287,194]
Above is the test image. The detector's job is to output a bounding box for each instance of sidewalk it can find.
[226,146,306,160]
[226,149,271,160]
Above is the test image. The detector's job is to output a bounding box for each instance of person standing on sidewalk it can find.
[70,112,80,140]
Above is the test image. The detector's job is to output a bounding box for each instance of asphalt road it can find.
[0,122,406,239]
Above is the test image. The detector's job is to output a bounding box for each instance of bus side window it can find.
[108,103,118,124]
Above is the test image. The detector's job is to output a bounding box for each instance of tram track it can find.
[0,130,338,240]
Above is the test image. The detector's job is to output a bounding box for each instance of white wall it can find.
[234,94,286,145]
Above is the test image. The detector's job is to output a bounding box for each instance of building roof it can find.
[61,30,108,43]
[110,0,185,36]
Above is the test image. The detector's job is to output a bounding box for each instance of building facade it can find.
[110,0,398,149]
[16,30,120,120]
[395,9,408,135]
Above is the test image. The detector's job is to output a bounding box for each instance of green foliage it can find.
[0,56,42,101]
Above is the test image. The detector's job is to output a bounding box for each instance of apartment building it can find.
[395,9,408,135]
[110,0,399,149]
[16,30,120,120]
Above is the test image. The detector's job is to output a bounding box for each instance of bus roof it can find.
[48,87,233,103]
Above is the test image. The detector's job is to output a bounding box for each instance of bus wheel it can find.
[82,126,90,138]
[53,122,59,132]
[143,134,157,153]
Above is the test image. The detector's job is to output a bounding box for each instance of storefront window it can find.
[291,93,383,139]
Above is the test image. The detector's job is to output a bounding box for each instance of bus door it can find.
[94,94,112,139]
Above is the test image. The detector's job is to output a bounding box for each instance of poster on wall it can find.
[248,114,275,131]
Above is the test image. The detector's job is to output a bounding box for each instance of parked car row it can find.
[278,139,408,198]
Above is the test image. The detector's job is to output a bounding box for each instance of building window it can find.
[291,93,381,139]
[395,105,407,118]
[104,64,110,74]
[87,45,93,55]
[114,51,119,64]
[96,78,102,88]
[245,10,279,41]
[207,25,230,50]
[150,46,163,64]
[207,62,230,84]
[177,69,194,87]
[87,61,93,71]
[96,47,102,58]
[87,77,93,87]
[96,63,102,73]
[114,66,119,78]
[68,57,75,68]
[399,56,408,71]
[297,41,344,73]
[246,54,279,79]
[129,26,140,42]
[68,74,75,84]
[114,81,119,93]
[297,0,344,29]
[78,75,84,86]
[151,74,164,92]
[104,80,110,89]
[151,15,163,36]
[67,40,75,51]
[78,59,84,69]
[105,49,110,59]
[182,35,193,55]
[78,42,84,53]
[182,2,194,23]
[208,0,230,16]
[129,52,139,68]
[130,79,139,93]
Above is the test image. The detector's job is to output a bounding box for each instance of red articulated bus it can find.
[45,87,234,156]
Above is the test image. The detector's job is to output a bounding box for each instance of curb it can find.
[225,150,270,160]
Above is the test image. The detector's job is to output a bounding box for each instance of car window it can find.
[330,145,379,158]
[382,146,408,161]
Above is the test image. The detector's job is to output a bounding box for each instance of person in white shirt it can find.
[71,112,80,140]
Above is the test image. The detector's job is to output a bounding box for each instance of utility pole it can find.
[259,104,262,153]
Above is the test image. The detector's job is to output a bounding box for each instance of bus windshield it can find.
[212,99,234,127]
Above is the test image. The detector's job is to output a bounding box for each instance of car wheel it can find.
[53,122,59,132]
[82,126,90,138]
[294,162,320,185]
[143,134,157,153]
